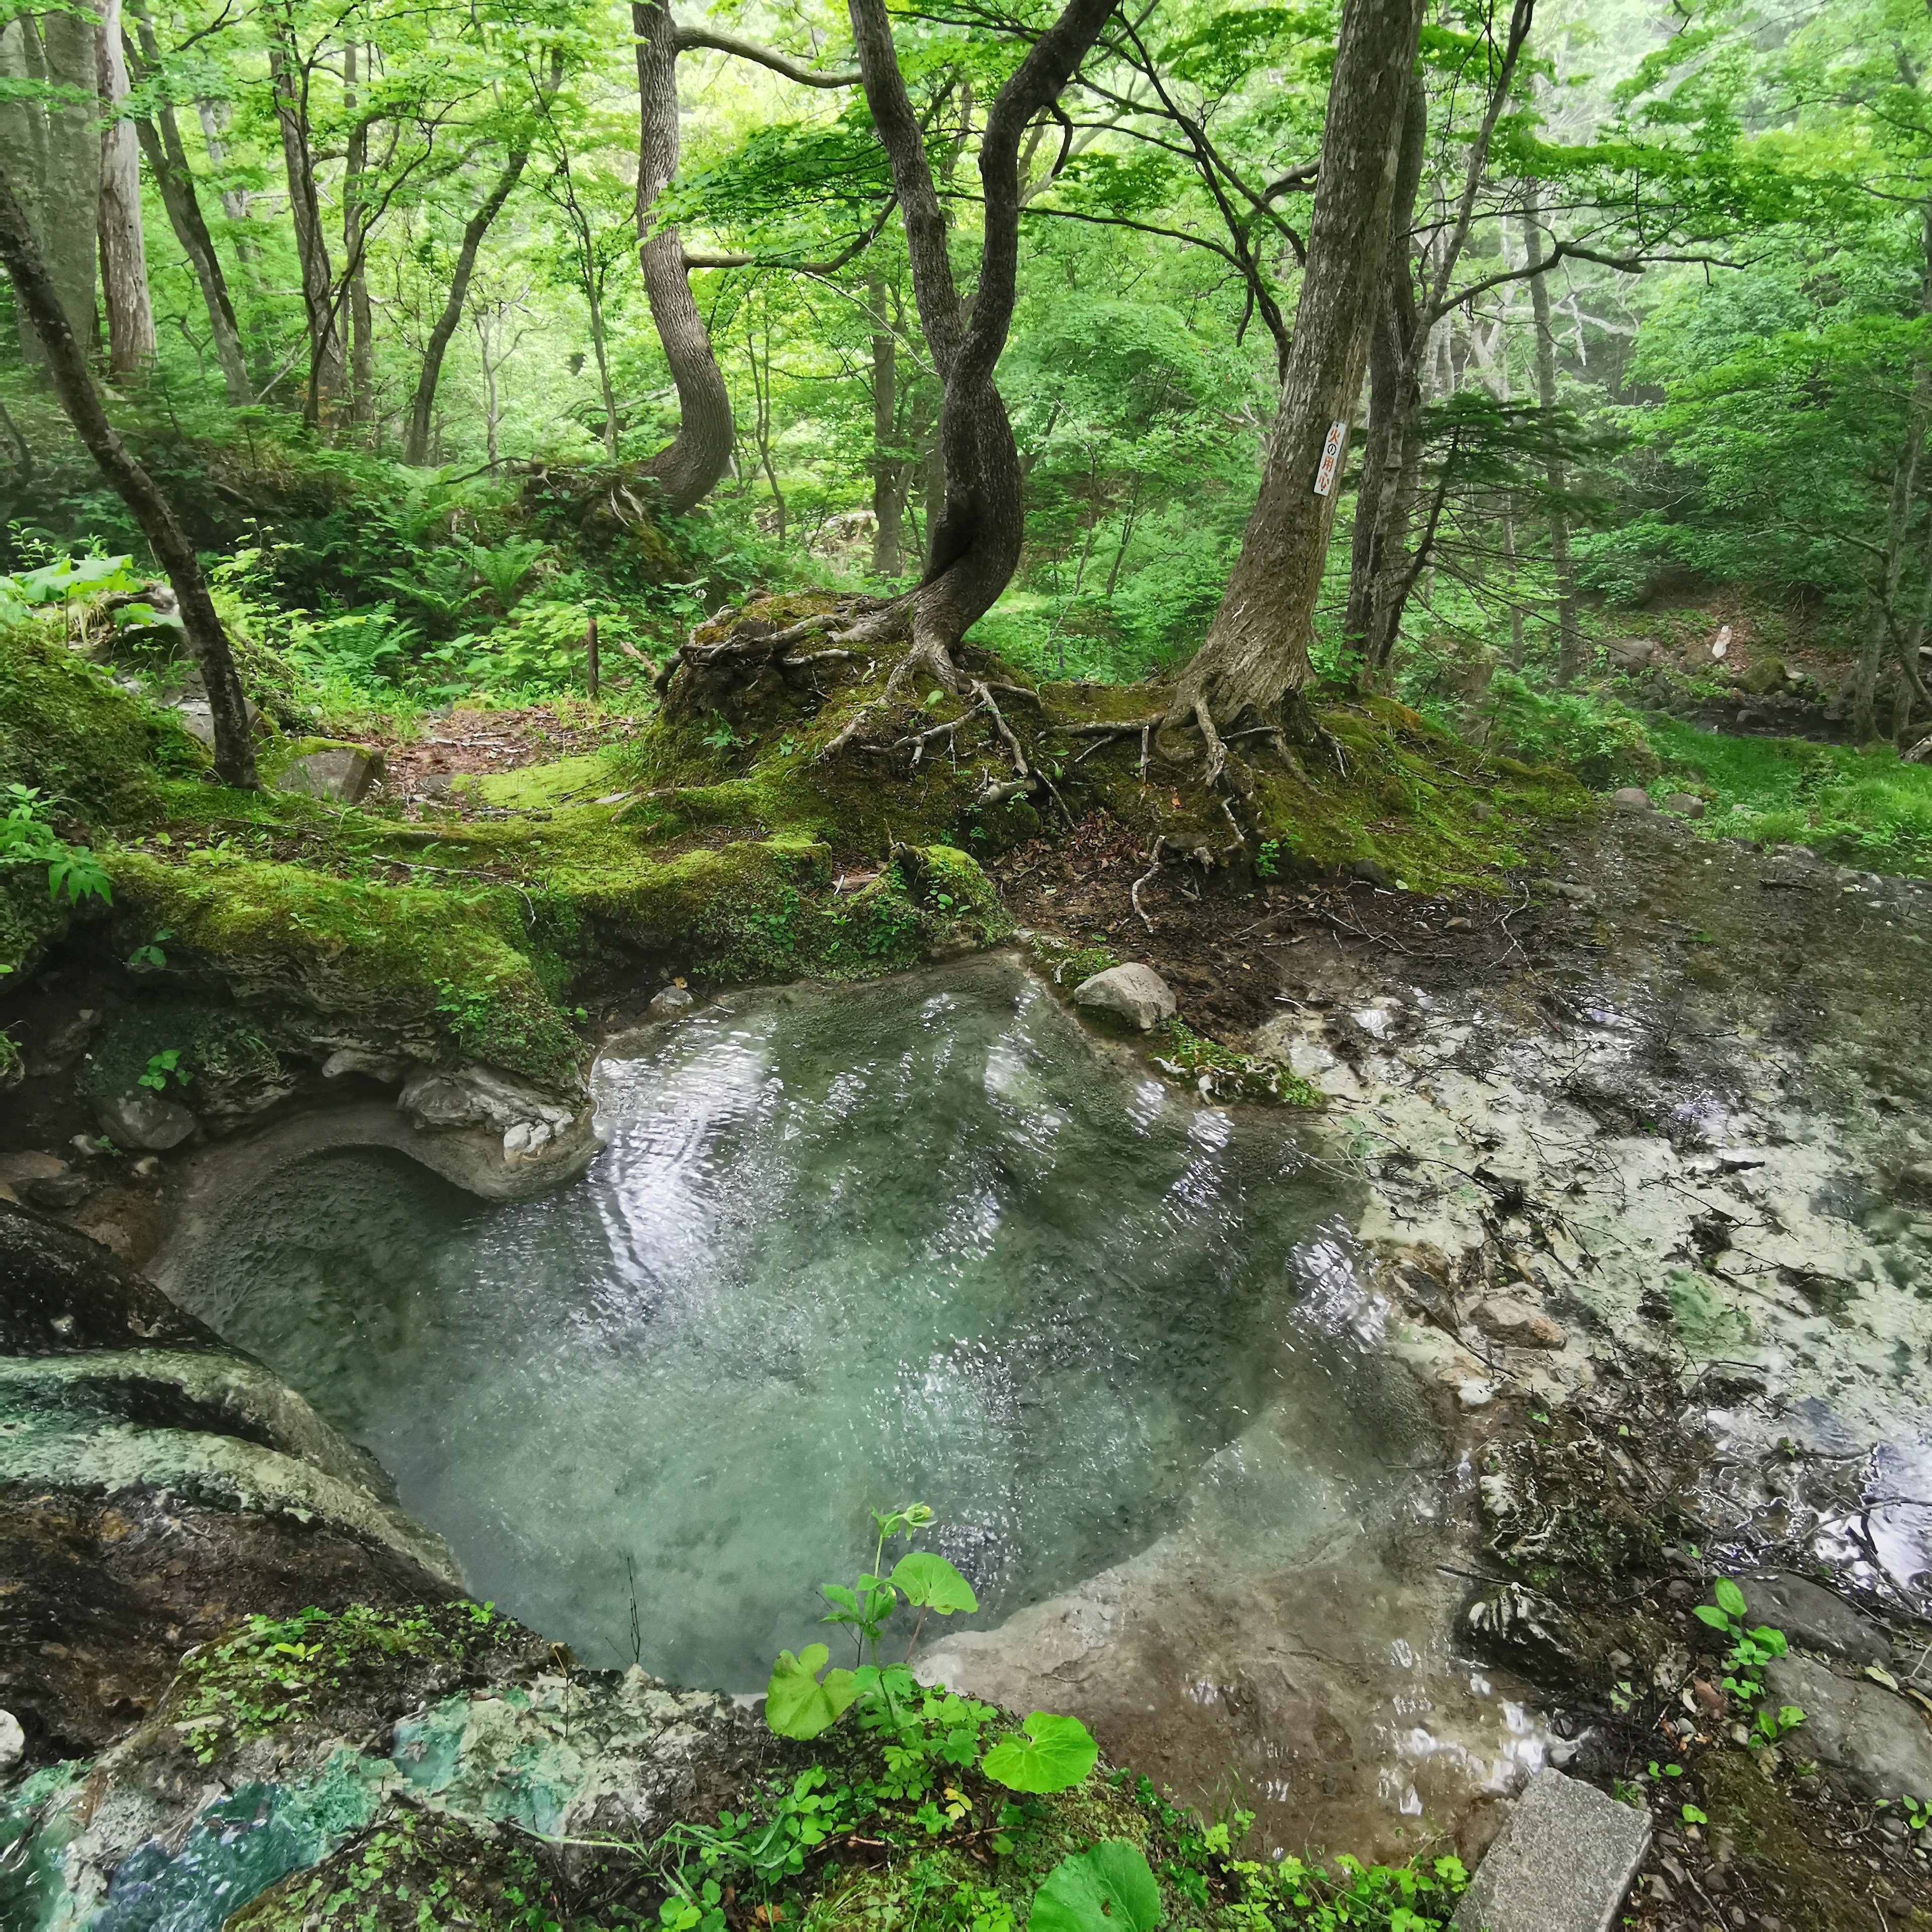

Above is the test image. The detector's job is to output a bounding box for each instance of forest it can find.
[12,0,1932,1928]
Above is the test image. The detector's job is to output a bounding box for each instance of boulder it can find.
[274,745,386,804]
[0,1708,21,1772]
[1350,858,1394,888]
[1471,1295,1566,1349]
[650,986,695,1018]
[1611,787,1654,813]
[1731,1572,1890,1667]
[1661,793,1706,819]
[1604,636,1659,670]
[1737,655,1787,697]
[1897,1160,1932,1205]
[94,1086,197,1152]
[1071,962,1177,1032]
[1761,1655,1932,1802]
[20,1171,94,1211]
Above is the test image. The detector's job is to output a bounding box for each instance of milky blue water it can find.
[185,957,1394,1691]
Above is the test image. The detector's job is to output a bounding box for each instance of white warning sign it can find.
[1314,419,1348,497]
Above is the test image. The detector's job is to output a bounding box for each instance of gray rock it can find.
[1761,1655,1932,1802]
[1611,787,1655,814]
[1452,1767,1650,1932]
[275,745,386,804]
[1899,1160,1932,1205]
[21,1171,94,1210]
[1731,1572,1889,1666]
[1662,792,1706,819]
[95,1086,197,1152]
[1350,858,1393,888]
[171,695,263,749]
[0,1151,67,1187]
[1605,636,1659,669]
[322,1047,405,1084]
[1072,962,1176,1032]
[1472,1295,1566,1349]
[650,986,695,1018]
[1553,881,1595,904]
[0,1708,21,1771]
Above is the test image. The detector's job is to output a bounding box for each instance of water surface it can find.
[186,958,1400,1689]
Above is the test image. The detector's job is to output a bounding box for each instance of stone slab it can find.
[1452,1768,1649,1932]
[1762,1655,1932,1802]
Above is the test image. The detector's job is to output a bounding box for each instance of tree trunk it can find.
[0,164,256,786]
[847,0,1118,682]
[1522,187,1581,685]
[403,144,534,464]
[96,0,152,375]
[124,2,249,402]
[1345,74,1426,685]
[268,10,344,418]
[632,0,733,511]
[5,4,101,360]
[343,43,373,421]
[869,269,903,576]
[1168,0,1426,730]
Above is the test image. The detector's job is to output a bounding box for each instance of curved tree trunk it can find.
[0,164,256,787]
[846,0,1117,685]
[632,0,733,514]
[268,10,345,420]
[97,0,153,375]
[1167,0,1426,732]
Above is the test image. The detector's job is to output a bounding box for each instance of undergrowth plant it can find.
[1,784,111,908]
[1694,1578,1805,1741]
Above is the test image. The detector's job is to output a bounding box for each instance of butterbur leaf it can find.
[1713,1577,1747,1619]
[765,1644,858,1739]
[892,1552,978,1615]
[1693,1604,1732,1630]
[1752,1626,1788,1658]
[1028,1842,1161,1932]
[982,1711,1098,1793]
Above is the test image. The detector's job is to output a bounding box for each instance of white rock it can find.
[1610,787,1654,813]
[650,986,695,1018]
[274,745,385,804]
[0,1709,21,1770]
[95,1087,196,1152]
[1071,962,1177,1031]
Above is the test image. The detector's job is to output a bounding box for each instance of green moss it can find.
[1694,1750,1876,1931]
[461,752,621,810]
[0,621,200,827]
[1151,1020,1323,1107]
[75,998,282,1111]
[110,847,583,1090]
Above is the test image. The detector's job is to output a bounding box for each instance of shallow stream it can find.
[178,956,1428,1698]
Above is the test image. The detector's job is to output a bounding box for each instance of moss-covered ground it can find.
[0,598,1588,1101]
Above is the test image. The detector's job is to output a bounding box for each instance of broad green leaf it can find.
[765,1644,857,1739]
[1693,1604,1732,1630]
[892,1552,978,1615]
[1713,1577,1747,1619]
[982,1711,1098,1794]
[1028,1842,1161,1932]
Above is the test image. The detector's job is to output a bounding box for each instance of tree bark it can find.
[124,2,249,402]
[632,0,733,512]
[847,0,1118,683]
[403,142,538,464]
[1522,186,1581,685]
[0,163,256,786]
[343,43,373,420]
[268,9,344,418]
[96,0,152,375]
[4,4,101,361]
[868,269,903,575]
[1344,73,1426,682]
[1168,0,1426,730]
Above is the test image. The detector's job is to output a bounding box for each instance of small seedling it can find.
[137,1049,188,1092]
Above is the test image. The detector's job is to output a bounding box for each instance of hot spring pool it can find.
[178,956,1414,1693]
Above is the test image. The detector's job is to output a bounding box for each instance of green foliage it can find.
[1027,1843,1161,1932]
[1693,1578,1794,1708]
[136,1049,187,1093]
[1482,675,1659,791]
[767,1646,860,1742]
[981,1716,1101,1798]
[0,784,112,907]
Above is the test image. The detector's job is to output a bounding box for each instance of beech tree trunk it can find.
[268,11,345,418]
[0,5,101,362]
[632,0,733,511]
[343,43,373,420]
[847,0,1118,681]
[1522,187,1581,686]
[1169,0,1426,728]
[96,0,152,375]
[0,164,256,787]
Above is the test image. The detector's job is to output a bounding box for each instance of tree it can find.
[842,0,1123,688]
[97,0,156,375]
[0,164,257,787]
[1165,0,1428,756]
